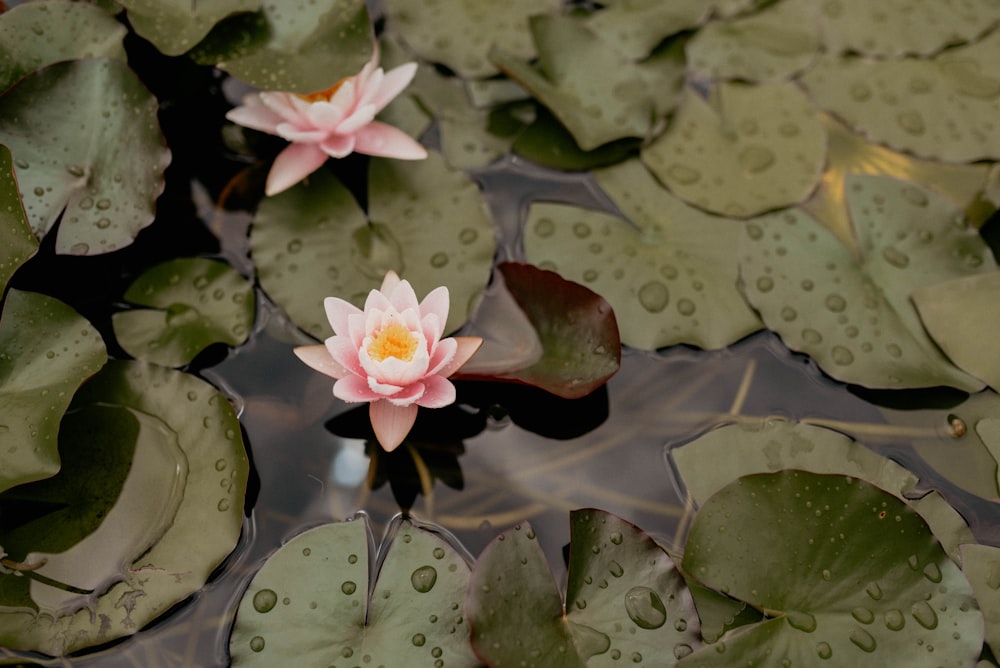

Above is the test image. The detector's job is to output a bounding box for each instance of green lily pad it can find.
[230,516,477,667]
[960,543,1000,659]
[0,59,170,255]
[384,0,558,79]
[458,262,620,399]
[680,471,983,667]
[912,272,1000,392]
[0,360,248,655]
[491,14,671,151]
[800,31,1000,162]
[686,582,763,645]
[119,0,259,56]
[812,0,1000,57]
[0,0,127,92]
[582,0,711,60]
[524,159,762,350]
[191,0,373,94]
[685,0,820,82]
[112,257,255,368]
[641,81,827,218]
[467,510,702,666]
[0,146,38,294]
[0,290,106,495]
[740,175,992,390]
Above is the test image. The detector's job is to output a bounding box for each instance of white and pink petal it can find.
[369,400,418,452]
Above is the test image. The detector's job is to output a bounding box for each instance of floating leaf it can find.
[0,0,127,92]
[0,290,106,494]
[467,510,701,667]
[583,0,711,60]
[0,360,248,654]
[0,146,37,294]
[524,159,762,350]
[191,0,373,93]
[384,0,557,79]
[912,271,1000,392]
[960,543,1000,659]
[810,0,1000,57]
[641,82,826,217]
[119,0,259,56]
[112,257,255,367]
[230,516,477,667]
[680,471,983,667]
[0,59,170,255]
[740,175,992,390]
[800,32,1000,162]
[458,262,620,399]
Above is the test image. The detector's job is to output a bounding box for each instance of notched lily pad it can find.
[467,510,701,666]
[740,174,993,390]
[112,257,256,367]
[641,81,826,218]
[0,145,38,294]
[230,515,477,667]
[523,159,762,350]
[119,0,259,57]
[0,59,170,255]
[679,470,983,667]
[0,0,127,92]
[0,290,106,494]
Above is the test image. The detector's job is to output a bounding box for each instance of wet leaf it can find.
[458,262,620,399]
[0,0,127,92]
[0,59,170,255]
[912,271,1000,392]
[467,510,701,667]
[0,360,248,655]
[112,257,255,367]
[0,290,106,494]
[384,0,558,79]
[191,0,372,93]
[0,146,37,294]
[230,516,477,667]
[524,159,762,350]
[641,82,826,218]
[119,0,259,56]
[810,0,1000,57]
[740,175,992,390]
[680,471,983,668]
[686,583,763,645]
[960,543,1000,659]
[800,31,1000,162]
[685,0,820,83]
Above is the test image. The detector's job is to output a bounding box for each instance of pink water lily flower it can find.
[294,272,482,452]
[225,56,427,196]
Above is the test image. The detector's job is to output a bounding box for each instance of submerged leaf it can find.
[0,146,37,294]
[680,471,983,667]
[119,0,259,56]
[0,59,170,255]
[230,516,477,667]
[0,290,106,494]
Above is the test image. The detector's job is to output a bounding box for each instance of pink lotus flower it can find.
[294,272,482,452]
[225,56,427,196]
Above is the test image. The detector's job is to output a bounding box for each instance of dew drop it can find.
[430,252,449,268]
[756,276,774,292]
[801,279,814,291]
[851,607,875,624]
[884,609,905,631]
[348,554,358,564]
[610,532,623,545]
[411,565,438,593]
[252,589,278,613]
[911,601,938,629]
[412,633,426,647]
[816,641,832,659]
[573,222,592,238]
[831,346,854,366]
[849,627,877,652]
[802,328,823,344]
[849,83,872,101]
[673,643,693,659]
[787,610,817,632]
[432,547,446,560]
[624,586,667,629]
[824,294,846,312]
[341,581,357,595]
[738,145,775,173]
[637,281,669,313]
[677,298,696,316]
[609,561,624,578]
[459,227,478,244]
[881,245,910,268]
[780,306,798,322]
[897,110,925,135]
[249,636,265,652]
[865,582,883,600]
[534,218,555,237]
[667,164,701,185]
[923,562,942,583]
[33,186,45,197]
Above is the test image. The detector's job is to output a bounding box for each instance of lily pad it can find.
[912,272,1000,392]
[686,582,763,644]
[0,146,38,294]
[679,470,983,667]
[740,174,992,390]
[0,59,170,255]
[458,262,620,399]
[641,81,827,218]
[230,516,477,667]
[583,0,712,60]
[685,0,820,82]
[960,543,1000,659]
[0,360,248,655]
[191,0,373,94]
[0,290,106,495]
[800,31,1000,162]
[112,257,256,368]
[811,0,1000,57]
[0,0,127,92]
[467,510,701,667]
[384,0,558,79]
[523,159,763,350]
[119,0,259,57]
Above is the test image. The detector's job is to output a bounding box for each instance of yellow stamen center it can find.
[297,78,348,103]
[367,320,419,362]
